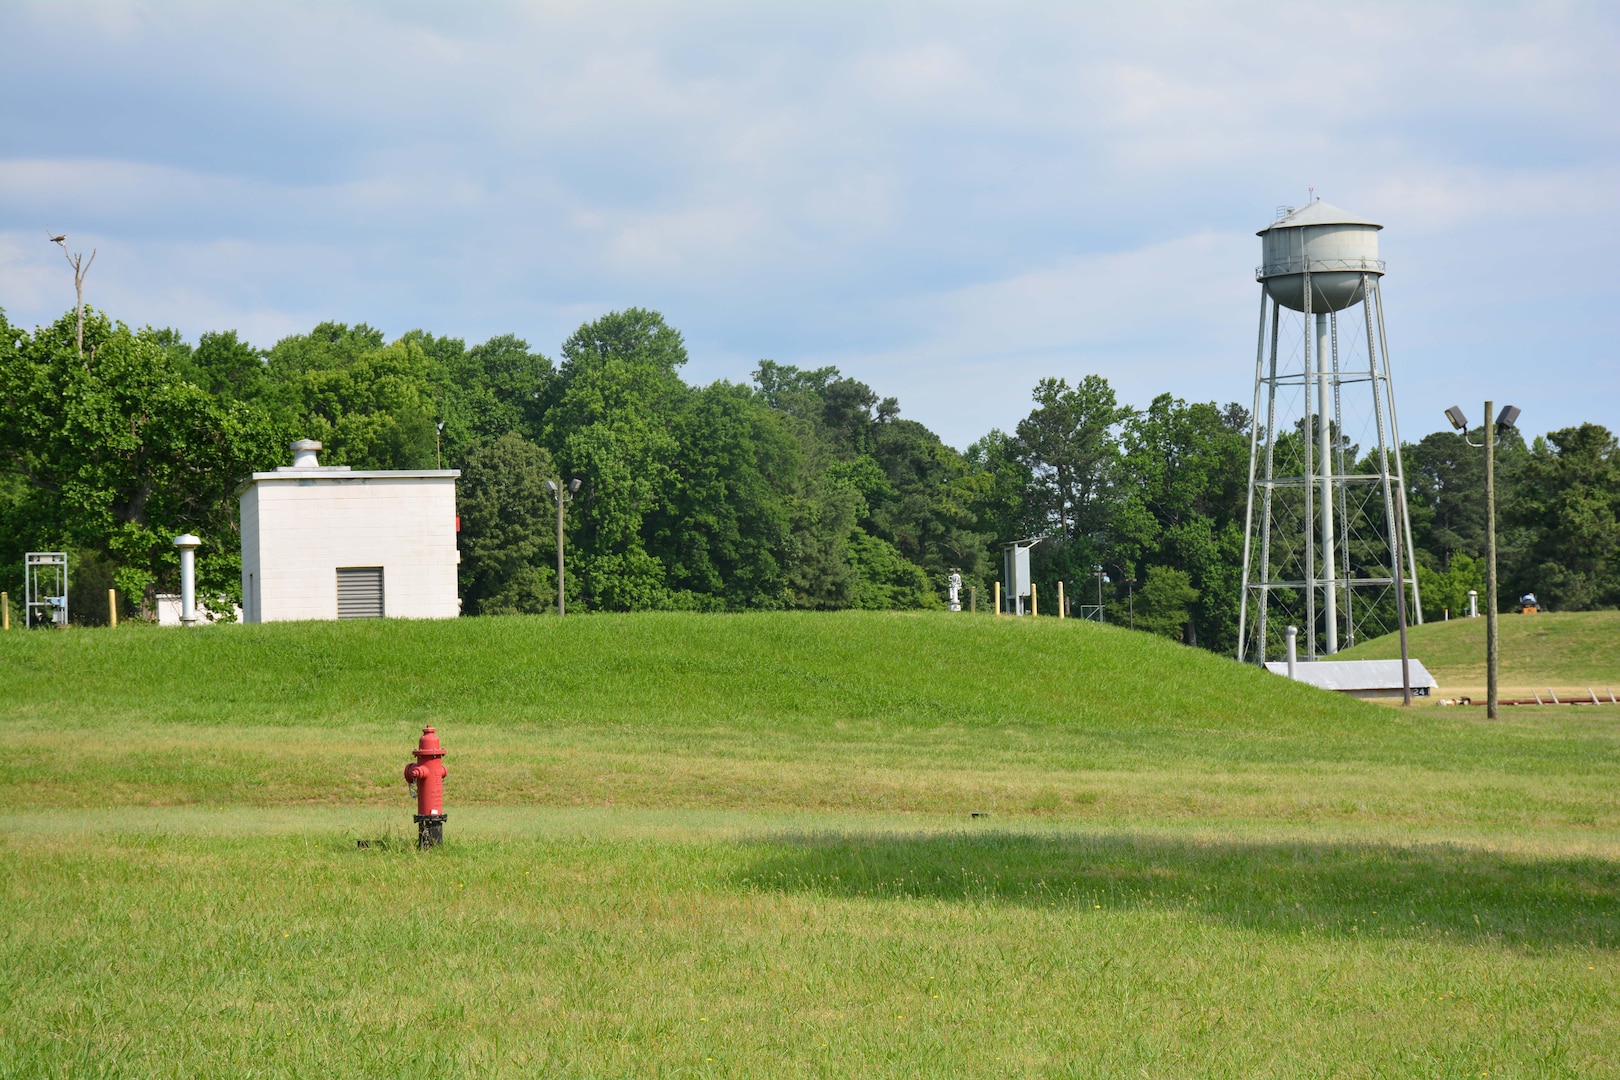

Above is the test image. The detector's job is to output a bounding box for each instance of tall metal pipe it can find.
[174,534,201,627]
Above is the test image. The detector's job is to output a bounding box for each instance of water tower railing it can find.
[1255,257,1386,280]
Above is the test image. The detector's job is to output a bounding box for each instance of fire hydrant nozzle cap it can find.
[412,725,446,759]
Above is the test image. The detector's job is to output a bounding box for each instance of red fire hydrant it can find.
[403,725,448,848]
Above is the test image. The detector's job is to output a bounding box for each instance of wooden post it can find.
[970,586,976,613]
[108,588,118,628]
[1,591,8,630]
[994,581,1001,615]
[1058,581,1065,618]
[1031,582,1038,617]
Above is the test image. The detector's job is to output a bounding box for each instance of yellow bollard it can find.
[970,586,976,613]
[1031,582,1038,617]
[1,591,8,630]
[994,581,1001,615]
[1058,581,1066,618]
[109,588,118,628]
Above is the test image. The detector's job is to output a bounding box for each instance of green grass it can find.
[2,612,1618,1077]
[1338,609,1620,694]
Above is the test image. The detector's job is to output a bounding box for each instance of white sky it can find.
[2,1,1616,449]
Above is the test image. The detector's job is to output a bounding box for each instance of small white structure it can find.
[237,440,460,623]
[1002,538,1042,615]
[1265,658,1438,699]
[155,594,242,626]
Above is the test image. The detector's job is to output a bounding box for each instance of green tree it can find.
[847,529,937,609]
[1416,551,1486,620]
[646,381,798,610]
[1111,395,1249,649]
[1135,564,1200,639]
[0,308,284,610]
[1015,376,1133,541]
[1405,426,1529,572]
[265,323,438,469]
[751,361,964,608]
[1511,424,1620,610]
[545,309,689,610]
[457,433,559,616]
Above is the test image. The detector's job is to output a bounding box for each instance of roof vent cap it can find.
[290,439,322,468]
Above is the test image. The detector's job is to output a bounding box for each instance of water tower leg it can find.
[1302,273,1318,660]
[1238,290,1269,662]
[1364,276,1405,645]
[1373,278,1424,624]
[1256,300,1281,663]
[1331,310,1355,648]
[1317,312,1338,654]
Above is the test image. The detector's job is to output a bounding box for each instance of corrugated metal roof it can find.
[1257,200,1383,236]
[1263,658,1438,691]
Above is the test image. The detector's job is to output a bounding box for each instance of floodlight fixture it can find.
[568,478,583,494]
[1496,405,1520,430]
[1444,405,1468,431]
[546,480,558,495]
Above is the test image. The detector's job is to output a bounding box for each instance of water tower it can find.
[1237,199,1422,664]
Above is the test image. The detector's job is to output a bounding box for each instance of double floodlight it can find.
[1444,405,1520,432]
[546,478,585,495]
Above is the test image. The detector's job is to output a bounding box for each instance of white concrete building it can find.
[237,440,460,623]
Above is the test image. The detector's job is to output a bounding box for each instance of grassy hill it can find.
[2,611,1617,1076]
[1337,609,1620,695]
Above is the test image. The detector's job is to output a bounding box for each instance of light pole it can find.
[1110,563,1135,630]
[436,422,445,469]
[1446,401,1519,720]
[1093,565,1109,623]
[545,478,583,616]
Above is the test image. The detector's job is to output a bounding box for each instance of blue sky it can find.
[2,1,1616,450]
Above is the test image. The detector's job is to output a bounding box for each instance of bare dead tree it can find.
[48,228,96,355]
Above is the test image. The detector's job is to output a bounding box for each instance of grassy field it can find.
[3,612,1618,1077]
[1338,609,1620,699]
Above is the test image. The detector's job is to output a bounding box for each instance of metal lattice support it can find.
[1238,201,1420,663]
[25,551,68,629]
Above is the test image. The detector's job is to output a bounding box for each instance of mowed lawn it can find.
[2,611,1617,1077]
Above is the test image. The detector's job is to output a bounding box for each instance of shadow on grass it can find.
[736,830,1619,950]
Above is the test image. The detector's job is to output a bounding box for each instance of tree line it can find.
[2,305,1616,649]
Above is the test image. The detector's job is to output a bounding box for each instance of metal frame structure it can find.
[1237,266,1422,664]
[1001,537,1044,615]
[25,551,68,628]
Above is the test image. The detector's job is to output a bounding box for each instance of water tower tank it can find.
[1256,201,1383,312]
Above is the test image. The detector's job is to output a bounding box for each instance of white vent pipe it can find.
[173,534,201,627]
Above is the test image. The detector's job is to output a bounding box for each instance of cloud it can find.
[0,0,1616,446]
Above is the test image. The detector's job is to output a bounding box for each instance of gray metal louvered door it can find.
[336,567,384,618]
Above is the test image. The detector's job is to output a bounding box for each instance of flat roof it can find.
[236,466,459,496]
[1263,658,1438,691]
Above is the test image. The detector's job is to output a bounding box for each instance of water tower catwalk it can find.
[1238,200,1422,664]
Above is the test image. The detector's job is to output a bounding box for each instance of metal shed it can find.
[1264,659,1437,699]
